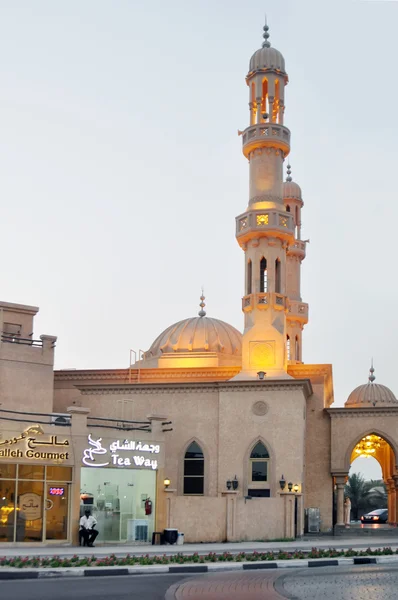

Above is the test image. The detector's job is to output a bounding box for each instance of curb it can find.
[0,555,397,579]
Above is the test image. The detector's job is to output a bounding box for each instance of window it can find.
[184,442,204,495]
[250,442,269,483]
[275,259,281,294]
[295,336,300,361]
[287,335,291,361]
[286,205,290,213]
[246,260,252,295]
[260,258,268,293]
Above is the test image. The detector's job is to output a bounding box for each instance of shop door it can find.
[45,483,69,541]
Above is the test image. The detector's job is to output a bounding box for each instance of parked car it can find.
[360,509,388,524]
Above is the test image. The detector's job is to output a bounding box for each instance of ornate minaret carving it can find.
[234,20,298,379]
[284,165,309,364]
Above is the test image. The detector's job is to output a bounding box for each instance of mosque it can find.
[0,19,398,546]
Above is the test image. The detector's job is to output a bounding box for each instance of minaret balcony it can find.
[287,300,309,325]
[287,240,306,260]
[241,123,291,158]
[236,209,295,246]
[242,292,286,312]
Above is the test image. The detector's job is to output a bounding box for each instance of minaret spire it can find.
[369,360,375,383]
[262,16,271,48]
[286,164,292,182]
[198,289,206,318]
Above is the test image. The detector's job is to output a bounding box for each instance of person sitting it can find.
[79,509,99,547]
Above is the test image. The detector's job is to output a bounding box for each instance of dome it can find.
[345,366,398,408]
[249,46,286,74]
[145,296,242,359]
[283,181,302,201]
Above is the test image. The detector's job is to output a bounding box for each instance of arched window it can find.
[286,205,291,213]
[249,442,269,497]
[247,260,252,295]
[260,258,268,293]
[295,336,300,361]
[184,442,204,495]
[287,335,291,361]
[275,259,281,294]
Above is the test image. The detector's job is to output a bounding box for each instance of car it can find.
[361,509,388,524]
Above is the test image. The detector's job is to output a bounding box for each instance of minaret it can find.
[284,165,309,364]
[234,20,296,379]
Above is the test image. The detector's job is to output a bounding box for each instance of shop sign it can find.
[18,493,42,521]
[0,426,70,461]
[82,434,159,470]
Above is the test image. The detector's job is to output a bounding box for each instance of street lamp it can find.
[279,475,286,491]
[164,478,171,489]
[288,482,293,492]
[232,476,239,490]
[226,479,232,490]
[293,483,299,493]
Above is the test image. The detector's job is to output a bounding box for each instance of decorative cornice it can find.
[327,407,398,417]
[76,378,313,398]
[55,367,241,383]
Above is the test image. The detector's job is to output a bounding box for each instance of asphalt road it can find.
[0,574,192,600]
[4,564,398,599]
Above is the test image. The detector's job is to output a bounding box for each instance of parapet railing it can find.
[1,332,43,347]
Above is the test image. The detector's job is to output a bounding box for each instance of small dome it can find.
[283,180,302,201]
[145,316,242,359]
[249,46,286,74]
[345,366,398,408]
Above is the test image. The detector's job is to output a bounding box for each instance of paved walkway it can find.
[166,570,286,600]
[1,536,398,558]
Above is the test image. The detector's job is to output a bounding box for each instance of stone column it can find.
[388,479,396,524]
[164,489,176,529]
[336,479,346,527]
[221,491,238,541]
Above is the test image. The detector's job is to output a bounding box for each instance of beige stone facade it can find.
[1,20,397,546]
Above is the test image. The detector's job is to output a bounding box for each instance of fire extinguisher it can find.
[145,497,152,515]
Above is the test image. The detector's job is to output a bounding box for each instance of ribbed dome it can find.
[283,181,302,200]
[345,367,398,408]
[145,316,242,359]
[249,47,286,74]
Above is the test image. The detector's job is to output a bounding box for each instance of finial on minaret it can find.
[368,359,375,383]
[286,164,292,182]
[262,15,271,48]
[198,288,206,317]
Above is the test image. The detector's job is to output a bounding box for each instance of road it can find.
[3,564,398,599]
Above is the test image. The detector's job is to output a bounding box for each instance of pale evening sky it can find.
[1,1,396,478]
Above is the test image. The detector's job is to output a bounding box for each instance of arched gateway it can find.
[328,367,398,528]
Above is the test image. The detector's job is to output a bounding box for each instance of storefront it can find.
[79,434,161,543]
[0,424,73,543]
[0,415,166,545]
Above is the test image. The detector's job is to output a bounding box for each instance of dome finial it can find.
[198,288,206,317]
[262,15,271,48]
[369,359,376,383]
[286,163,292,182]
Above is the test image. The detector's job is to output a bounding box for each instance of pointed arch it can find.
[244,437,275,498]
[247,259,252,295]
[275,258,281,294]
[343,430,398,473]
[260,257,268,293]
[179,438,210,496]
[286,335,291,361]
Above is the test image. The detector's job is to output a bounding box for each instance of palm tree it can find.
[345,473,370,520]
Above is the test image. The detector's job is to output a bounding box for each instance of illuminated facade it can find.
[1,19,397,545]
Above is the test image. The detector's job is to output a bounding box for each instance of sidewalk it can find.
[1,536,398,558]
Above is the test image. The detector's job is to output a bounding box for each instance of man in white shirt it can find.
[79,509,99,547]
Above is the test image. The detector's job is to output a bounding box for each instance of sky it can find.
[1,0,397,446]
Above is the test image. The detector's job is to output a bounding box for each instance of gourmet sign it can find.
[0,426,70,461]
